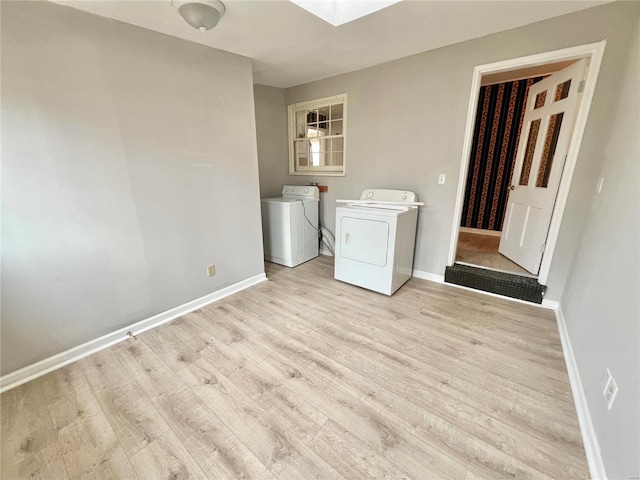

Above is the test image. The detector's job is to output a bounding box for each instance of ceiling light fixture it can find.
[172,0,225,32]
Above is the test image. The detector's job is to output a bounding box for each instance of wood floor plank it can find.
[93,381,170,457]
[141,325,201,373]
[0,380,69,479]
[77,347,173,457]
[154,383,267,476]
[179,308,272,374]
[205,450,278,480]
[309,419,410,479]
[396,381,587,478]
[130,427,206,480]
[1,256,589,479]
[220,357,329,443]
[39,363,139,479]
[225,333,468,478]
[113,339,188,401]
[179,357,345,480]
[79,347,137,393]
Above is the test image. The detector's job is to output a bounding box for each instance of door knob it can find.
[509,185,515,190]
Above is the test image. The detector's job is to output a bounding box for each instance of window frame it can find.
[288,94,347,176]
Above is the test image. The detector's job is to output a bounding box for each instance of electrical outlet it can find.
[603,369,619,410]
[438,174,446,185]
[207,264,216,277]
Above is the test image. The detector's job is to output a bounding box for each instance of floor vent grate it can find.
[444,263,546,304]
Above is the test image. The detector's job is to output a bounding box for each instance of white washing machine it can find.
[334,189,421,295]
[261,185,319,267]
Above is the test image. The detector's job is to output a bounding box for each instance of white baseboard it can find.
[555,306,607,480]
[0,273,267,393]
[412,268,445,283]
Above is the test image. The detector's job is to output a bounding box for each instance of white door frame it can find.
[447,41,606,284]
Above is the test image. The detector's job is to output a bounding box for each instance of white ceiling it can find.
[51,0,606,88]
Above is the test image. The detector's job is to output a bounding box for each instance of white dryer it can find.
[261,185,319,267]
[334,189,421,295]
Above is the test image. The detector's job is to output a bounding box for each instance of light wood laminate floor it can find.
[1,256,588,479]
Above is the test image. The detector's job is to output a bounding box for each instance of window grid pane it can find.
[294,138,309,167]
[330,104,343,120]
[536,113,564,188]
[554,80,571,101]
[519,119,541,186]
[319,106,329,121]
[330,120,343,136]
[534,91,547,109]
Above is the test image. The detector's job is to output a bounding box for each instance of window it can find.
[288,94,347,176]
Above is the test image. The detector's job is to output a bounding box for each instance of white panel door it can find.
[499,59,588,274]
[339,217,389,266]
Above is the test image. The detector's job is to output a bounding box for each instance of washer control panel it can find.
[282,185,320,199]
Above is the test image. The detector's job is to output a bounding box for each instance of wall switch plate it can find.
[438,174,446,185]
[597,177,604,193]
[603,368,618,410]
[207,264,216,277]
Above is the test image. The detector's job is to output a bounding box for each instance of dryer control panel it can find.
[359,189,417,203]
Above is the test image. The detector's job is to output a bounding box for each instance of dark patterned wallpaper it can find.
[461,76,543,231]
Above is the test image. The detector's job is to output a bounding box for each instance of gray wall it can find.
[560,14,639,479]
[265,1,639,302]
[254,84,290,199]
[1,1,265,375]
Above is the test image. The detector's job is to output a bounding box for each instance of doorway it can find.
[456,72,548,277]
[448,41,606,287]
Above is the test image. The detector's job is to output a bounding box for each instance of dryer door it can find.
[339,217,389,266]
